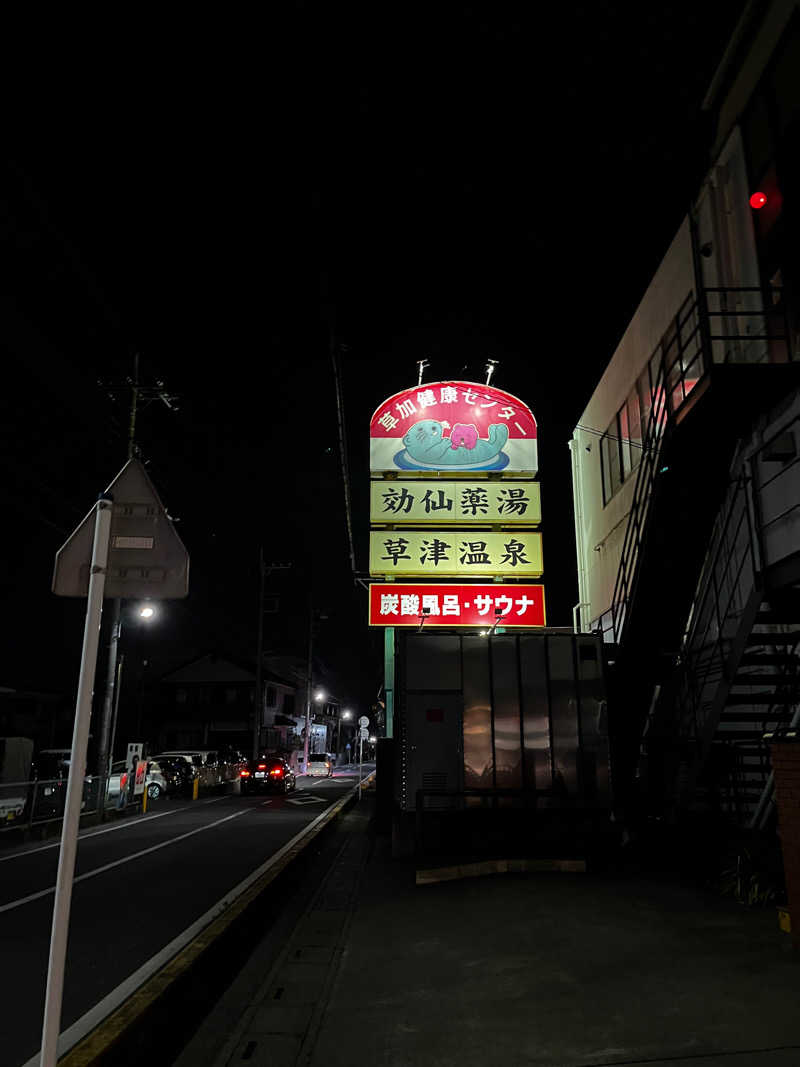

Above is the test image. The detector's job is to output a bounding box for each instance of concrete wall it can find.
[570,219,695,631]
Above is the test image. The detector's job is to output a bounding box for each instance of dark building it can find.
[570,0,800,841]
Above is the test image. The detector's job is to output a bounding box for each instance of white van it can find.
[0,737,34,824]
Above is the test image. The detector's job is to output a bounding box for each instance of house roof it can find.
[160,653,298,689]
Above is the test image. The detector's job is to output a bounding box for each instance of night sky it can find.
[1,3,748,718]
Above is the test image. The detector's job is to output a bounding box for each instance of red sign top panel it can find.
[368,583,546,628]
[370,381,536,439]
[370,381,538,475]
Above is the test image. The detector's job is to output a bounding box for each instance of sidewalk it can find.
[177,796,800,1067]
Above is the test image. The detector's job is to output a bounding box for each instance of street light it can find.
[106,602,159,779]
[314,689,326,703]
[336,708,353,760]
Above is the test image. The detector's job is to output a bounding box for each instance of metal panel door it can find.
[404,693,463,809]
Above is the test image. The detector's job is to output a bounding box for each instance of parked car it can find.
[0,737,34,825]
[240,756,296,795]
[144,761,165,799]
[145,758,183,798]
[32,750,92,818]
[306,753,333,778]
[151,754,199,795]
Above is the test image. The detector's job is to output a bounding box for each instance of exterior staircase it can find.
[646,464,800,828]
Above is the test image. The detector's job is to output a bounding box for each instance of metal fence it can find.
[0,774,140,835]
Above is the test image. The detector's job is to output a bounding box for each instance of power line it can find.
[331,334,358,581]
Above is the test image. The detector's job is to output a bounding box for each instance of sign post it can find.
[358,716,369,799]
[42,461,189,1067]
[53,458,188,789]
[40,495,113,1067]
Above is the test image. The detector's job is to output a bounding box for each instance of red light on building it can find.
[750,191,767,209]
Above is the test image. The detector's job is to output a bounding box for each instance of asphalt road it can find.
[0,766,373,1067]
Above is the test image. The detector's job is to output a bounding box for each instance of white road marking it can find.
[286,794,327,806]
[0,809,249,914]
[0,796,226,864]
[20,775,372,1067]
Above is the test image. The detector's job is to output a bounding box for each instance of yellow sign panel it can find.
[369,531,543,578]
[370,480,540,525]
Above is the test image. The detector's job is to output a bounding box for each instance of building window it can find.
[619,404,632,479]
[637,368,652,445]
[627,389,642,469]
[601,416,622,504]
[266,686,277,707]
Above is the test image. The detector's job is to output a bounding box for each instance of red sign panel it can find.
[370,380,537,474]
[368,583,546,628]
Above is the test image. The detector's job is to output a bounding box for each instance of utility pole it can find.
[302,592,313,775]
[96,354,179,783]
[252,557,291,759]
[253,549,265,759]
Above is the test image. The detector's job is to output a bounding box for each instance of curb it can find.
[53,772,376,1067]
[416,856,586,885]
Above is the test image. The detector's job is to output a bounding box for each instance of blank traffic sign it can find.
[53,459,189,599]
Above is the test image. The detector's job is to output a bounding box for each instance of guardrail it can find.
[0,775,137,835]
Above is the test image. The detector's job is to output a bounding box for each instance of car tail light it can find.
[240,769,251,778]
[269,767,283,777]
[257,763,266,770]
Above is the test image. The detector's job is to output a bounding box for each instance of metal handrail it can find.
[0,773,133,835]
[608,353,670,644]
[678,476,756,743]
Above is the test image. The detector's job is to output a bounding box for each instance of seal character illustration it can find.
[402,418,509,468]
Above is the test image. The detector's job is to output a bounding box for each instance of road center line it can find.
[0,809,249,914]
[0,796,226,864]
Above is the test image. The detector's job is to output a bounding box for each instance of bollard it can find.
[192,777,199,801]
[142,786,148,815]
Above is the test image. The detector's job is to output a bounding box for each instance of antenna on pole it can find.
[485,358,499,386]
[417,358,430,386]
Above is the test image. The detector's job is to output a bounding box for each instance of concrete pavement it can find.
[187,793,800,1067]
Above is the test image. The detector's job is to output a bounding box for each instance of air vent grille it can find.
[422,771,448,790]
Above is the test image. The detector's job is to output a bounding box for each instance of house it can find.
[154,653,303,755]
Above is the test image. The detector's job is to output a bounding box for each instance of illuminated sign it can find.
[370,480,541,525]
[369,531,543,578]
[368,583,546,628]
[370,381,537,475]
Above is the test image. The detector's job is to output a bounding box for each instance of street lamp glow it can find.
[314,690,326,703]
[342,709,352,720]
[139,605,155,620]
[369,736,377,744]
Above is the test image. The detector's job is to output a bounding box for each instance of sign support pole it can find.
[383,627,394,739]
[40,494,113,1067]
[358,733,363,801]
